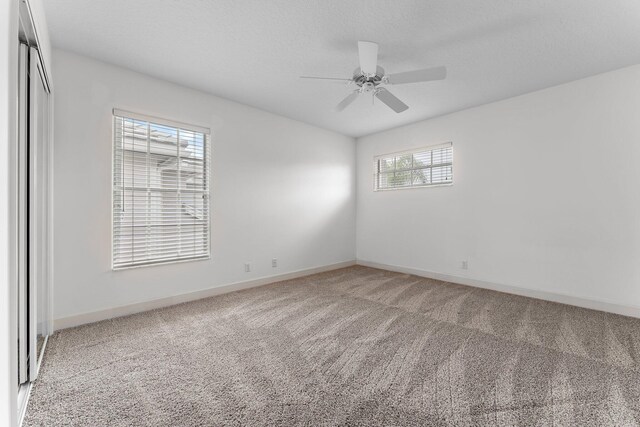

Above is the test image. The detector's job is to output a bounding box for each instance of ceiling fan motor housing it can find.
[353,66,385,89]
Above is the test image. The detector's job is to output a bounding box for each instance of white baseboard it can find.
[357,259,640,319]
[54,260,356,330]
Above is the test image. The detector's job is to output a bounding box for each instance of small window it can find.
[374,142,453,191]
[112,109,211,269]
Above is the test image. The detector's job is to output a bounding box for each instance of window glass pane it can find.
[122,119,148,153]
[431,165,453,183]
[377,171,393,188]
[390,170,412,187]
[412,151,431,167]
[149,123,178,156]
[412,168,431,185]
[378,157,395,173]
[432,147,453,165]
[395,154,412,170]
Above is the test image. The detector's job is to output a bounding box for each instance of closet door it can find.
[17,43,29,386]
[28,46,50,380]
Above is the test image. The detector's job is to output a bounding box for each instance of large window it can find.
[112,110,211,269]
[374,142,453,191]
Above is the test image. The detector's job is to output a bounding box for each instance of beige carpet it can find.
[24,266,640,426]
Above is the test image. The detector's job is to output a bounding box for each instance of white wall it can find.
[52,50,355,321]
[357,64,640,312]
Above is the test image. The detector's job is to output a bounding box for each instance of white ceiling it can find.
[44,0,640,138]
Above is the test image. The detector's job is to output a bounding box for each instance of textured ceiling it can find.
[43,0,640,137]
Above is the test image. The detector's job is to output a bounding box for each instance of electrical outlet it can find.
[461,260,468,270]
[272,258,277,268]
[244,263,251,272]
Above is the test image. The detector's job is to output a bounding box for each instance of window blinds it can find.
[112,110,211,269]
[374,142,453,190]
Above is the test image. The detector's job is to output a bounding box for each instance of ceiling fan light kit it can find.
[301,41,447,113]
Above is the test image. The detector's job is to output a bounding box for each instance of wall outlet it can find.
[461,260,468,270]
[244,263,251,272]
[272,258,277,268]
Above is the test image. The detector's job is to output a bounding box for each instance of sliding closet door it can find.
[17,43,29,386]
[28,46,50,380]
[17,44,51,384]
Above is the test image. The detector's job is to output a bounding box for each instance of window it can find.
[112,109,211,269]
[374,142,453,191]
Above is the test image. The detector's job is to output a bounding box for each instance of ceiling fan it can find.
[301,41,447,113]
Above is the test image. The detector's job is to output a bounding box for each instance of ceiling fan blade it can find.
[375,88,409,113]
[335,91,359,112]
[386,66,447,85]
[358,41,378,75]
[300,76,352,82]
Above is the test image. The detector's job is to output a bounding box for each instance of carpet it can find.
[24,266,640,426]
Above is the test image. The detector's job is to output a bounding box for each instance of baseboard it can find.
[54,260,356,330]
[357,259,640,319]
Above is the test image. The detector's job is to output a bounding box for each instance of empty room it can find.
[2,0,640,425]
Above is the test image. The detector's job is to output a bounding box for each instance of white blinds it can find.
[374,142,453,190]
[112,111,211,269]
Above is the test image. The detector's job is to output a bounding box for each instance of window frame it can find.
[111,109,212,270]
[373,142,453,191]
